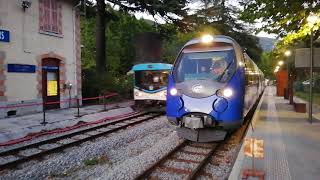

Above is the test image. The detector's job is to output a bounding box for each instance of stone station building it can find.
[0,0,81,118]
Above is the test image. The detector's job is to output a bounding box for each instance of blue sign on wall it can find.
[7,64,36,73]
[0,29,10,43]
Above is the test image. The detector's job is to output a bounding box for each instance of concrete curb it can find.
[228,89,266,180]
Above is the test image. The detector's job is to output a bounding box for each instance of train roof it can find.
[131,63,173,71]
[183,35,240,49]
[177,35,244,65]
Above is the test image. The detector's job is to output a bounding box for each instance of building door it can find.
[42,58,60,110]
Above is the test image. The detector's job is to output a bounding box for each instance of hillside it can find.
[258,37,276,52]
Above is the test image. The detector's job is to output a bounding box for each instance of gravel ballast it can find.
[0,116,182,180]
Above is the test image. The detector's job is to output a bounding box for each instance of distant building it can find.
[0,0,82,118]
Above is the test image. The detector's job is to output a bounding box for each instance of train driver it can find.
[210,57,228,79]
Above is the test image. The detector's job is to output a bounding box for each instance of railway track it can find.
[136,91,264,180]
[135,140,222,180]
[0,111,163,171]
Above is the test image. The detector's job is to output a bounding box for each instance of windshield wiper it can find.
[217,62,232,82]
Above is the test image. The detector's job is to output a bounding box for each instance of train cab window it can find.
[174,49,236,83]
[135,70,169,91]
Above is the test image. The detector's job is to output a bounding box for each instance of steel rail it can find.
[0,112,163,171]
[135,140,220,180]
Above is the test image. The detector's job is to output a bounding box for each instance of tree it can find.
[181,0,263,61]
[92,0,189,72]
[96,0,106,72]
[240,0,320,40]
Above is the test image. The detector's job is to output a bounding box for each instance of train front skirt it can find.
[177,127,227,142]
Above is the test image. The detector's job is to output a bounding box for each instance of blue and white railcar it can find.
[166,35,264,142]
[131,63,172,103]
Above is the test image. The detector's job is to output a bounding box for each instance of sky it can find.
[133,1,278,39]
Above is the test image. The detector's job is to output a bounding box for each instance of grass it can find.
[83,154,110,166]
[295,91,320,106]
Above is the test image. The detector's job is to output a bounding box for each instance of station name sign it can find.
[7,64,36,73]
[0,29,10,43]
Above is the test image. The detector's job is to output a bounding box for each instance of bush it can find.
[82,68,133,99]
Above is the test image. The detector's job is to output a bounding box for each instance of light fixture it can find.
[21,0,32,11]
[170,88,178,96]
[307,13,319,25]
[278,61,284,66]
[135,91,142,97]
[284,50,291,57]
[201,34,214,43]
[222,88,233,98]
[238,61,244,67]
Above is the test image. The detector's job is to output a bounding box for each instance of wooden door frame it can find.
[42,58,60,110]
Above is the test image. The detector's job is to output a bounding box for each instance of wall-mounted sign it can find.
[42,66,59,70]
[7,64,36,73]
[295,48,320,68]
[0,29,10,43]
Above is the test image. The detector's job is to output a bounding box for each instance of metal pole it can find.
[68,88,71,108]
[103,94,106,111]
[309,26,314,123]
[288,53,294,105]
[76,96,80,117]
[41,102,47,125]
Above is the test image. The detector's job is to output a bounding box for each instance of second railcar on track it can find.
[166,35,264,142]
[130,63,173,105]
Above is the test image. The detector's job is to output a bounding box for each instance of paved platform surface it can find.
[229,86,320,180]
[0,101,134,143]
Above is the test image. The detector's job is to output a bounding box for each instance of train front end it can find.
[166,35,245,142]
[132,63,172,103]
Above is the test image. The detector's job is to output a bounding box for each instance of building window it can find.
[39,0,62,35]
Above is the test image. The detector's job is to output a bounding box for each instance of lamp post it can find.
[284,50,292,101]
[307,13,319,123]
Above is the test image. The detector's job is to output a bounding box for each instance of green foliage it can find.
[256,52,275,79]
[107,0,188,21]
[81,0,265,98]
[81,9,153,97]
[240,0,320,37]
[240,0,320,80]
[180,0,263,62]
[83,154,110,166]
[82,68,133,98]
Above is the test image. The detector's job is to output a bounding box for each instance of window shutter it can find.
[57,1,62,35]
[39,0,45,31]
[44,0,51,32]
[51,0,58,33]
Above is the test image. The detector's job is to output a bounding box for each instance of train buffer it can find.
[229,86,320,180]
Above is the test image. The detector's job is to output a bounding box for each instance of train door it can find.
[42,58,60,110]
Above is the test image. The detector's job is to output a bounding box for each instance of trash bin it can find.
[284,88,289,99]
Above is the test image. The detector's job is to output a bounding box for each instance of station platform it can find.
[0,101,134,144]
[229,86,320,180]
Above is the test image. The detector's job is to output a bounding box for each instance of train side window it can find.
[244,55,252,85]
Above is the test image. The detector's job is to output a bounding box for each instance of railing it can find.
[0,92,119,125]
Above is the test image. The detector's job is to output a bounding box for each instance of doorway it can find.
[42,58,60,110]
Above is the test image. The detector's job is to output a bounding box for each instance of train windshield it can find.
[135,70,169,91]
[174,49,236,83]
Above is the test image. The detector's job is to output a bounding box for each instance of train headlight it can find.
[216,88,233,98]
[201,34,214,43]
[170,88,178,96]
[135,91,143,97]
[222,88,233,98]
